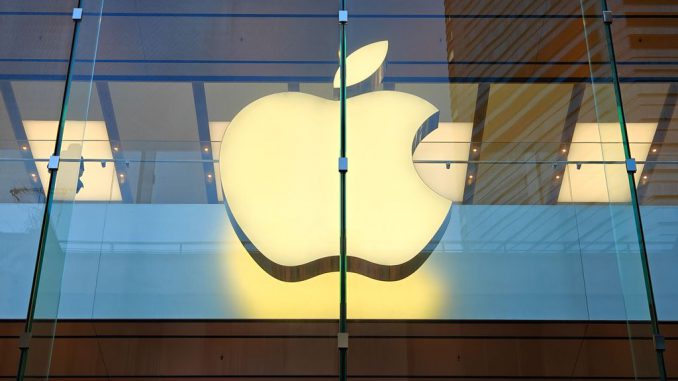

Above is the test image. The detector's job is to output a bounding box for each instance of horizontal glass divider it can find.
[2,140,667,144]
[3,11,673,19]
[5,59,678,66]
[0,11,678,19]
[0,11,603,19]
[0,158,218,164]
[414,160,640,165]
[5,158,678,165]
[3,74,678,84]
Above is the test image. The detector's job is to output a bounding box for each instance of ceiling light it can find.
[558,123,657,203]
[23,120,123,201]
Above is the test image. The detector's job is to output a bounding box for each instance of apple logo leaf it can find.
[333,41,388,90]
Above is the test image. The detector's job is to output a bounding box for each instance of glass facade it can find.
[0,0,676,379]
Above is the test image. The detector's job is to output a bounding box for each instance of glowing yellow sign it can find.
[219,41,452,282]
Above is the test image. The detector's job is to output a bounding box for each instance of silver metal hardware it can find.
[338,10,348,23]
[72,8,83,20]
[48,155,60,171]
[339,157,348,172]
[18,332,31,349]
[626,158,637,173]
[337,332,348,349]
[603,10,612,24]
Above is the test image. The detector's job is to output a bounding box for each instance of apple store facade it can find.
[1,0,678,380]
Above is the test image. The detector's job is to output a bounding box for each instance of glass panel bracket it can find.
[72,8,83,20]
[338,10,348,23]
[339,157,348,172]
[337,332,349,349]
[47,155,60,171]
[603,10,613,24]
[18,333,31,349]
[654,334,666,351]
[626,158,637,173]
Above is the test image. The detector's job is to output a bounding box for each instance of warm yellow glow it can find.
[220,93,338,265]
[218,40,449,317]
[333,41,388,88]
[24,120,122,201]
[221,226,443,319]
[558,123,657,203]
[220,91,451,267]
[347,92,452,264]
[412,122,473,202]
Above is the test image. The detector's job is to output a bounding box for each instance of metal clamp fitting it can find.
[338,157,348,173]
[338,10,348,23]
[18,332,31,349]
[48,155,60,171]
[72,8,83,20]
[603,10,613,24]
[337,332,348,349]
[626,158,637,174]
[654,334,666,351]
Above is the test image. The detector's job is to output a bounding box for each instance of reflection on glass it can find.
[413,122,473,202]
[23,120,122,201]
[559,122,657,202]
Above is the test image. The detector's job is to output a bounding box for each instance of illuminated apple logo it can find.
[219,41,452,281]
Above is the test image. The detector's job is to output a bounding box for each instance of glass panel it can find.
[6,0,674,379]
[20,1,105,379]
[23,0,342,379]
[611,0,678,368]
[344,0,661,379]
[0,0,78,379]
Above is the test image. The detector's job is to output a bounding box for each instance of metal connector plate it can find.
[654,334,666,351]
[339,157,348,172]
[48,155,60,171]
[72,8,83,20]
[338,10,348,23]
[19,332,31,349]
[337,332,348,349]
[603,10,612,24]
[626,158,637,173]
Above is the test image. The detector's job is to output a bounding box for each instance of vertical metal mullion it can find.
[600,1,667,380]
[16,2,83,380]
[191,82,219,204]
[338,0,348,380]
